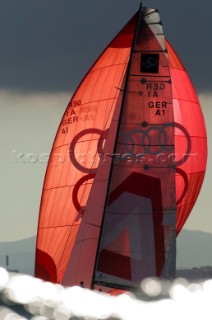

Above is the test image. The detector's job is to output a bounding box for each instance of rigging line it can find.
[86,222,100,228]
[81,68,128,202]
[76,237,99,243]
[89,61,128,72]
[90,7,142,290]
[73,64,127,220]
[97,59,131,154]
[115,87,124,92]
[104,49,131,128]
[40,225,78,230]
[52,138,102,150]
[172,98,201,105]
[57,65,121,271]
[66,96,120,111]
[90,50,129,154]
[44,183,92,191]
[58,58,130,275]
[69,69,129,275]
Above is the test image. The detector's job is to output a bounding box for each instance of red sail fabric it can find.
[93,8,176,290]
[35,6,207,288]
[35,14,138,283]
[166,41,207,234]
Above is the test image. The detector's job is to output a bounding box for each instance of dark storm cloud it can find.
[0,0,211,93]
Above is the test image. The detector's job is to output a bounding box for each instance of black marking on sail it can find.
[141,53,159,73]
[148,21,162,25]
[140,78,172,84]
[135,49,167,53]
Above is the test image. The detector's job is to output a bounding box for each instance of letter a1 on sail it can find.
[35,4,207,292]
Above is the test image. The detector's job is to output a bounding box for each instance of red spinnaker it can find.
[167,41,207,234]
[35,13,138,284]
[35,6,207,289]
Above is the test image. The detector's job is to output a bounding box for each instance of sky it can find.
[0,0,211,242]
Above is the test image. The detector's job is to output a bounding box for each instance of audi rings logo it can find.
[119,122,191,167]
[69,122,192,169]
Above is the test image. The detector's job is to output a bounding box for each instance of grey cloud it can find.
[0,0,211,93]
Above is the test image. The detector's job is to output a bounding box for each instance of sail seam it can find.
[90,62,128,72]
[66,97,123,110]
[173,98,200,104]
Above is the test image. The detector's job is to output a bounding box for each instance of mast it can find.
[92,5,176,290]
[90,3,143,290]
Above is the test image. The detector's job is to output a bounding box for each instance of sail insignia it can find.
[92,6,176,290]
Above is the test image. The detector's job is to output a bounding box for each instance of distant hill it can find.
[0,230,211,276]
[0,236,36,275]
[177,229,212,269]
